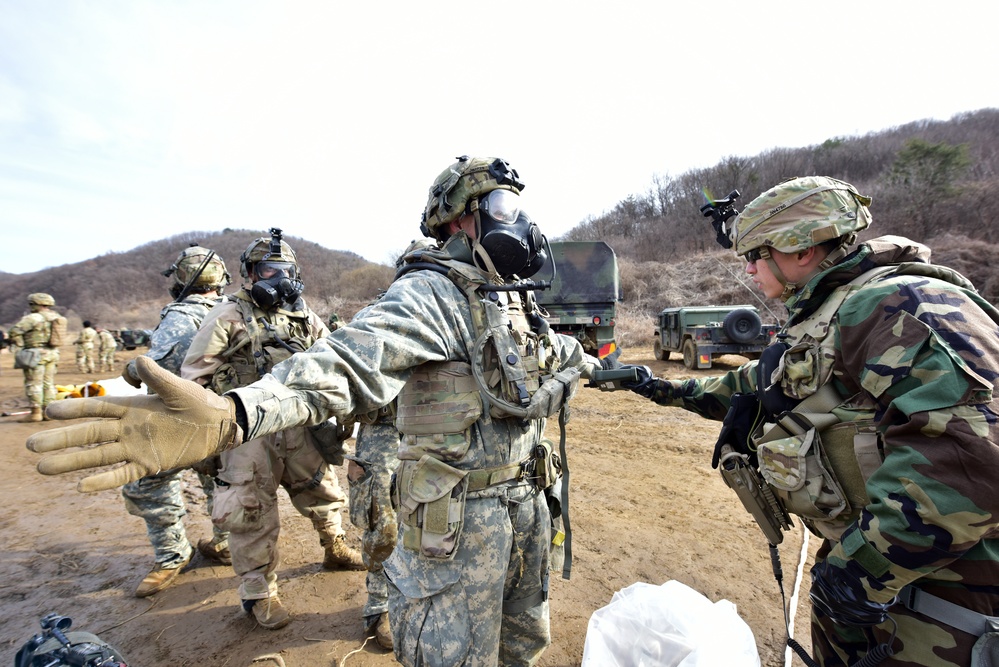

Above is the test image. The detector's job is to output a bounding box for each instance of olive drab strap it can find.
[231,297,270,380]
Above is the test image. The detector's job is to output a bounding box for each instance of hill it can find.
[0,230,396,331]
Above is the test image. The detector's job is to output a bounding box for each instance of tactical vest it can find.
[393,254,567,462]
[391,247,578,561]
[209,292,320,394]
[21,311,61,349]
[754,263,971,541]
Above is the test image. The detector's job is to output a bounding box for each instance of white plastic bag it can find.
[581,580,761,667]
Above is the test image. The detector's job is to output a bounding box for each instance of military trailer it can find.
[534,240,622,361]
[654,305,777,370]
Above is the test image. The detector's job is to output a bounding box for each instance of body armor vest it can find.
[210,290,319,394]
[21,311,60,348]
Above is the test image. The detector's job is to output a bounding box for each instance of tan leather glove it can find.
[27,356,243,493]
[120,361,142,389]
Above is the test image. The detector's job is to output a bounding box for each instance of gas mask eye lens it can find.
[480,189,521,224]
[255,261,297,280]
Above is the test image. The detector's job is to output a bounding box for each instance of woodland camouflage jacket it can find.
[646,235,999,605]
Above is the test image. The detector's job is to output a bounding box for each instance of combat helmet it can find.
[732,176,872,258]
[165,244,231,295]
[421,156,525,240]
[27,293,55,307]
[239,229,300,281]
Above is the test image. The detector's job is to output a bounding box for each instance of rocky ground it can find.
[0,342,818,666]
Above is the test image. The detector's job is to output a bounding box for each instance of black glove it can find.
[619,364,658,399]
[810,559,897,627]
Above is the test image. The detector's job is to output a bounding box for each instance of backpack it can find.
[46,313,69,347]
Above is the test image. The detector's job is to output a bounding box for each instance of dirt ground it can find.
[0,342,819,667]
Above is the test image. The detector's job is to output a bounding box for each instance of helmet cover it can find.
[732,176,872,256]
[421,156,525,239]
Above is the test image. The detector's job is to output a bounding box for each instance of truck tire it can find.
[682,339,698,370]
[653,338,665,360]
[723,308,762,344]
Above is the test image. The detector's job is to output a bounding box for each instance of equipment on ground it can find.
[14,613,128,667]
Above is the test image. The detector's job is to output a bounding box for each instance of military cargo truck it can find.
[654,304,776,370]
[535,240,621,361]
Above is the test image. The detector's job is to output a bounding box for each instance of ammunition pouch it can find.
[14,347,43,369]
[210,362,241,395]
[395,456,469,560]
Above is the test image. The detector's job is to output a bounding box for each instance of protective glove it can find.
[120,362,142,389]
[26,355,243,493]
[618,364,659,399]
[810,559,898,627]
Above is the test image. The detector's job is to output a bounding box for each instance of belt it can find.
[901,585,999,637]
[465,458,532,492]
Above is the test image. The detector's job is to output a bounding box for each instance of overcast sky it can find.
[2,1,996,275]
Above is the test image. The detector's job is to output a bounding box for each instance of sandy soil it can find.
[0,342,818,666]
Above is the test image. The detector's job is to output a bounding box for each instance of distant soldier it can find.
[181,229,363,630]
[74,321,97,373]
[8,293,65,422]
[96,327,118,373]
[120,245,234,597]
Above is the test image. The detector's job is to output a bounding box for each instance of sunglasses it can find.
[745,247,769,263]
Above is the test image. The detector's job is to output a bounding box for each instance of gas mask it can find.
[474,189,548,278]
[250,261,305,308]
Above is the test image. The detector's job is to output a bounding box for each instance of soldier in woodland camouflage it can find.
[180,231,363,631]
[74,321,97,373]
[618,176,999,666]
[30,157,601,666]
[120,245,233,598]
[8,293,62,422]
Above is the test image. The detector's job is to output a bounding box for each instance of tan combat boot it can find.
[366,612,393,650]
[134,550,193,597]
[19,407,42,423]
[197,537,232,565]
[243,596,291,630]
[322,534,365,571]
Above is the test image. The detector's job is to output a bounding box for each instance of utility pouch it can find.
[531,439,562,490]
[14,347,42,369]
[757,427,851,522]
[718,444,792,545]
[397,456,468,560]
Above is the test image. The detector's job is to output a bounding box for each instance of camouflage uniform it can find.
[8,307,61,410]
[74,325,97,373]
[96,329,117,372]
[347,413,400,628]
[121,294,229,572]
[227,230,598,666]
[181,288,349,603]
[633,192,999,664]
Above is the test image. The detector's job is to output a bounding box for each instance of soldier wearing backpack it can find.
[8,293,66,422]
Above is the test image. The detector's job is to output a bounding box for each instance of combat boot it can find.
[242,596,291,630]
[322,535,365,571]
[197,537,232,565]
[19,407,42,423]
[134,550,193,597]
[366,612,393,650]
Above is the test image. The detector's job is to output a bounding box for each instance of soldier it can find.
[96,327,118,373]
[179,229,363,631]
[74,321,97,374]
[119,244,234,597]
[8,293,64,422]
[30,156,601,666]
[615,176,999,666]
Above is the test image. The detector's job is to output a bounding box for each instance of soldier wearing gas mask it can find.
[178,229,364,631]
[29,157,602,666]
